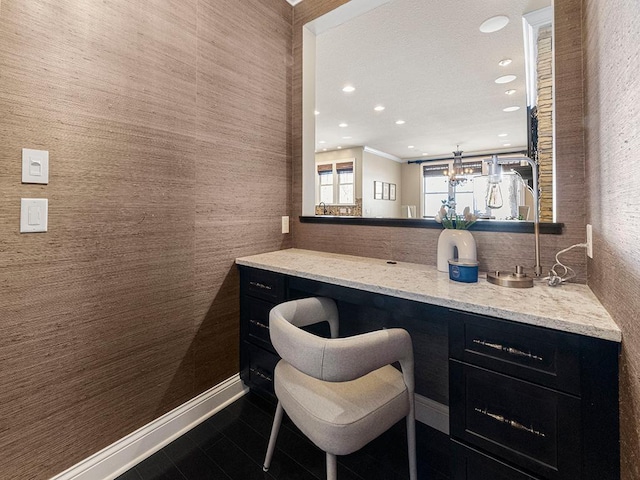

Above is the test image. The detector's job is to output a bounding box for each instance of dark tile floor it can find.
[116,392,450,480]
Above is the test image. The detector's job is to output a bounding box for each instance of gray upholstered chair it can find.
[262,297,417,480]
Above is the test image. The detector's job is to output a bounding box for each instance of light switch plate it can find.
[22,148,49,184]
[20,198,48,233]
[281,216,290,234]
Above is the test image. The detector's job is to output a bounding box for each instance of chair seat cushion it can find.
[275,361,410,455]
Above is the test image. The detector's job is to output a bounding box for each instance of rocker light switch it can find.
[22,148,49,184]
[20,198,48,233]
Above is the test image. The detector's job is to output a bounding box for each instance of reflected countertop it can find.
[236,248,621,342]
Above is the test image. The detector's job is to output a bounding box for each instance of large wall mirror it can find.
[301,0,558,231]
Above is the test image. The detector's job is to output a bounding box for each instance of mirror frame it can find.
[298,0,564,234]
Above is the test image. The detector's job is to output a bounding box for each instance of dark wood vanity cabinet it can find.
[239,266,287,397]
[450,440,541,480]
[238,265,620,480]
[449,311,620,480]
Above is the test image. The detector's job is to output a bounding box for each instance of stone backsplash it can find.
[315,198,362,216]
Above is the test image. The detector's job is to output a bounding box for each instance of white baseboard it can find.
[51,374,248,480]
[50,377,446,480]
[415,394,449,435]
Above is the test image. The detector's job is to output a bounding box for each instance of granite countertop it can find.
[236,248,621,343]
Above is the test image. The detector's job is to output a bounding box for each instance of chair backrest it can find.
[269,297,414,392]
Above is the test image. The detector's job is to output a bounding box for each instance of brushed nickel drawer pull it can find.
[250,368,273,382]
[249,319,269,330]
[474,407,546,438]
[472,339,543,362]
[249,281,272,291]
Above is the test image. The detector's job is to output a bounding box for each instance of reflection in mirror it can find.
[405,152,536,221]
[422,166,534,221]
[303,0,554,222]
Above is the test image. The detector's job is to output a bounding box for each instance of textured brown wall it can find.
[537,26,554,222]
[583,1,640,478]
[0,1,291,478]
[292,0,588,280]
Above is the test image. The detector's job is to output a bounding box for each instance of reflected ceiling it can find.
[313,0,550,160]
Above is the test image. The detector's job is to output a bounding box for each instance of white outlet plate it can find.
[20,198,48,233]
[281,216,290,234]
[586,224,593,258]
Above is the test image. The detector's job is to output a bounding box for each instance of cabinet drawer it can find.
[245,342,280,395]
[451,439,541,480]
[243,268,285,302]
[450,361,580,480]
[247,297,276,352]
[449,311,581,395]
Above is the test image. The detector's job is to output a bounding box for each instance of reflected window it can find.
[423,162,480,218]
[453,179,475,214]
[475,172,530,220]
[317,161,354,205]
[319,172,333,203]
[423,164,449,217]
[422,161,530,219]
[424,178,449,218]
[337,163,354,204]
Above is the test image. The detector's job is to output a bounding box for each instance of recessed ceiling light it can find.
[339,123,348,128]
[498,133,508,137]
[374,105,385,112]
[342,136,352,139]
[503,106,520,112]
[323,148,327,151]
[422,152,429,156]
[342,85,355,93]
[337,146,342,149]
[505,89,516,95]
[503,143,512,147]
[408,145,415,149]
[498,58,512,67]
[495,75,517,84]
[314,110,320,115]
[479,15,510,33]
[319,140,326,144]
[395,120,406,125]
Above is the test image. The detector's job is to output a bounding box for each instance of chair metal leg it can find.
[263,401,284,472]
[326,452,337,480]
[406,403,418,480]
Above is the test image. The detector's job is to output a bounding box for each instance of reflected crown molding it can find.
[364,146,402,163]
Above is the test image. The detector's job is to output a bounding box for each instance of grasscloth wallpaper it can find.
[0,1,291,478]
[583,1,640,478]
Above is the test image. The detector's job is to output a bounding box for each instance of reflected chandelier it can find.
[444,146,474,187]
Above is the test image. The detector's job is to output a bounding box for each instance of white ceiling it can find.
[311,0,551,160]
